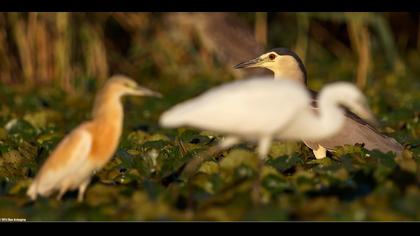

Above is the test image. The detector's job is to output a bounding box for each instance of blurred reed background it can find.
[0,12,418,92]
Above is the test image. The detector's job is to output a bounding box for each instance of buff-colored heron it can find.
[27,75,161,202]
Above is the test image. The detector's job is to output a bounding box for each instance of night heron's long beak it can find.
[233,57,262,69]
[135,86,162,98]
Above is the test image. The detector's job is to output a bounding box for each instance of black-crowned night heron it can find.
[27,75,161,202]
[159,77,375,202]
[234,48,403,159]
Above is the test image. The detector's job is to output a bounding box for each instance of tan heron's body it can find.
[27,75,160,202]
[234,48,403,159]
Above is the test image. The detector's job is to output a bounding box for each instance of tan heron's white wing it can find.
[27,123,93,198]
[160,78,311,136]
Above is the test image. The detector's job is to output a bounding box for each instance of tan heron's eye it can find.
[269,53,276,60]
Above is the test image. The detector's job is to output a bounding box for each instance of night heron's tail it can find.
[362,130,403,155]
[303,113,404,156]
[344,111,404,155]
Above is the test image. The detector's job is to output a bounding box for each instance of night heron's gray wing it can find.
[303,89,403,155]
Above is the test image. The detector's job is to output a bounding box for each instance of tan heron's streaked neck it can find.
[92,87,124,120]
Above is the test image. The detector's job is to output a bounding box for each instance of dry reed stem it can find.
[9,13,34,85]
[255,12,267,48]
[55,13,72,92]
[295,13,310,64]
[348,19,371,90]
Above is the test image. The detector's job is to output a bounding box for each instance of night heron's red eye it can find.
[269,53,276,60]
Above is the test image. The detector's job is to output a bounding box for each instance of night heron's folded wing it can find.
[303,113,403,155]
[304,88,403,155]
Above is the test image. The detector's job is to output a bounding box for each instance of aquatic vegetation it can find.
[0,67,418,221]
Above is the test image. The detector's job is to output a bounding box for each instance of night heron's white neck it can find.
[268,56,307,84]
[273,70,305,84]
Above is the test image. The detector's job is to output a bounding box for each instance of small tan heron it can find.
[234,48,403,159]
[159,77,375,202]
[27,75,161,202]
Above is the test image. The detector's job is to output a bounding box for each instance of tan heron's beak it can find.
[134,86,162,98]
[233,57,263,69]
